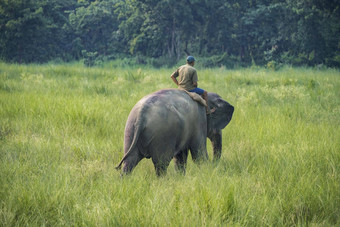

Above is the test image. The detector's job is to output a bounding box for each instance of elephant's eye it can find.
[215,99,224,107]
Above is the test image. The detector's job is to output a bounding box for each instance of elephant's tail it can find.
[115,112,144,170]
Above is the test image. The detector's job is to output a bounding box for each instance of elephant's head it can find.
[207,93,234,160]
[207,93,234,131]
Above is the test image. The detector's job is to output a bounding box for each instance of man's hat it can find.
[186,56,196,63]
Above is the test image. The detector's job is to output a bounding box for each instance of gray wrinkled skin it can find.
[116,89,234,176]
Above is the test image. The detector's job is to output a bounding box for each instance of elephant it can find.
[116,89,234,176]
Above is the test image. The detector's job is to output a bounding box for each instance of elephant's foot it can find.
[174,159,187,175]
[212,148,222,161]
[152,156,171,177]
[174,163,186,175]
[174,150,188,175]
[155,165,168,177]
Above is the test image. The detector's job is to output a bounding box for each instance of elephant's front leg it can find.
[209,131,222,161]
[174,149,188,174]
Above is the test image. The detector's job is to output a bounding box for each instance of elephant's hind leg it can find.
[152,155,172,177]
[174,149,188,174]
[122,151,143,175]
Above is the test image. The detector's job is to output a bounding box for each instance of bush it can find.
[198,54,247,69]
[146,56,178,68]
[266,60,282,71]
[82,50,103,67]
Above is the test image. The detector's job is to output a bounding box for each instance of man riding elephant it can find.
[116,89,234,176]
[116,56,234,176]
[171,56,215,114]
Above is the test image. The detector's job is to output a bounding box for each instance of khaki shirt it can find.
[171,64,198,91]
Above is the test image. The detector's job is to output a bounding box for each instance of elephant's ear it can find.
[211,105,234,130]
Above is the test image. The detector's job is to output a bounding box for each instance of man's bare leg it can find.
[202,91,215,114]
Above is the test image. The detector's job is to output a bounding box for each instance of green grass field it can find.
[0,62,339,226]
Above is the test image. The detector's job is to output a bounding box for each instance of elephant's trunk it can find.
[208,130,222,161]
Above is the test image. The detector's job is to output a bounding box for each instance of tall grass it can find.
[0,62,339,226]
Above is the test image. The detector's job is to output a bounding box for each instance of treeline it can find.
[1,0,339,67]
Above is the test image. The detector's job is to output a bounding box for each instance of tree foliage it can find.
[0,0,339,67]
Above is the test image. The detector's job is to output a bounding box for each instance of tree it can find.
[283,0,340,66]
[0,0,339,66]
[0,0,76,62]
[65,0,119,59]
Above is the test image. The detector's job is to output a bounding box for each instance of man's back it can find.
[170,56,215,114]
[172,64,198,91]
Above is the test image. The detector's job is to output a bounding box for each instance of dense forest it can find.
[1,0,339,67]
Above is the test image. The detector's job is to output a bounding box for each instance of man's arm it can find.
[192,70,198,87]
[171,69,179,86]
[171,75,179,86]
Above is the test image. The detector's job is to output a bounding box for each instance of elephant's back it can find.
[141,89,199,151]
[144,89,190,103]
[144,89,197,115]
[143,89,205,134]
[125,89,205,155]
[127,89,203,129]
